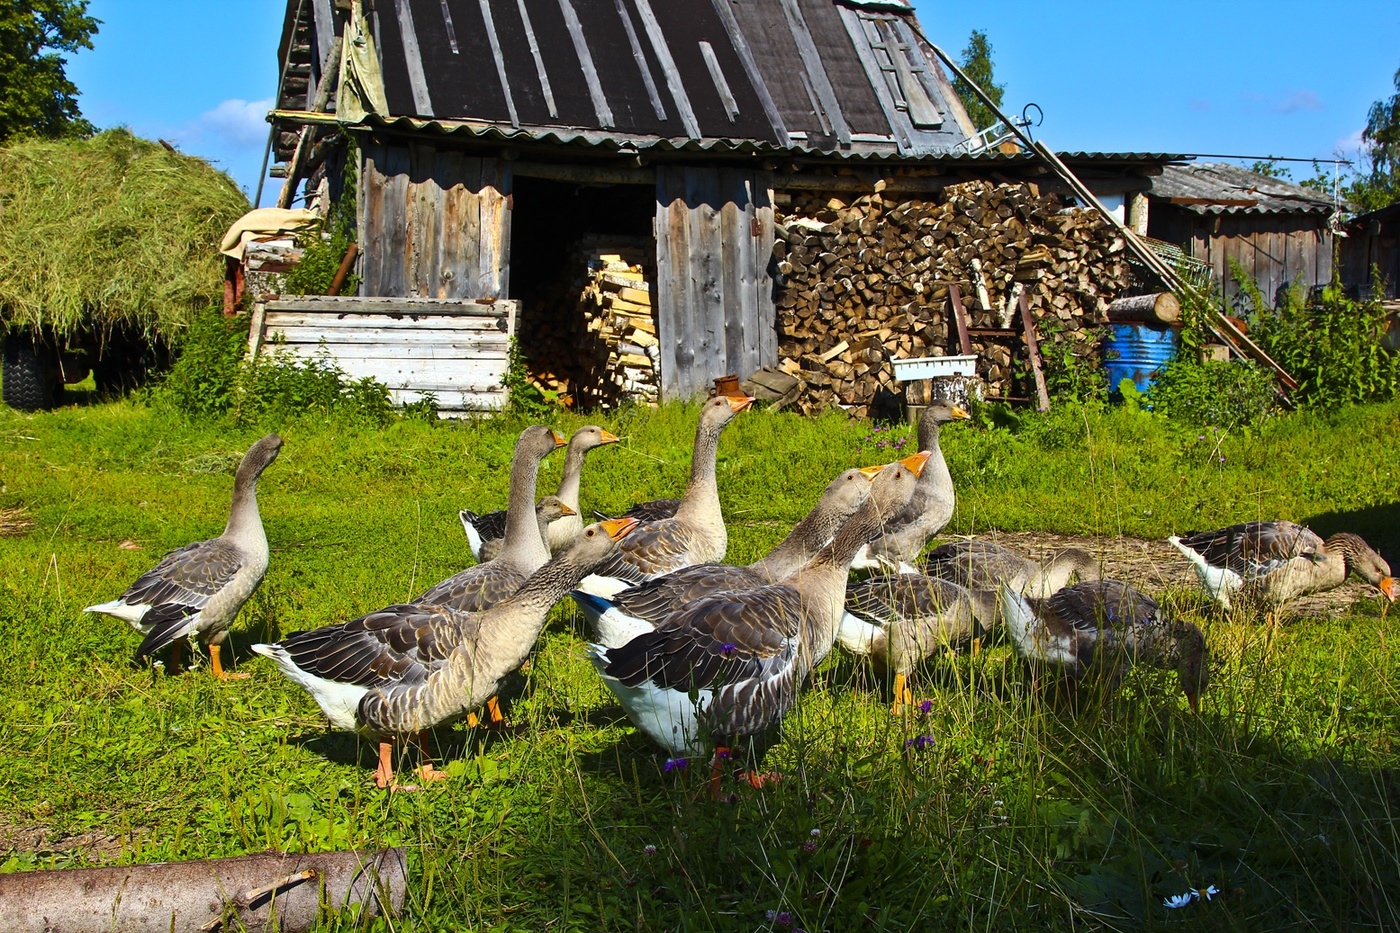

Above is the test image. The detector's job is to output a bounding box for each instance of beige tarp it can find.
[338,0,389,123]
[219,208,320,261]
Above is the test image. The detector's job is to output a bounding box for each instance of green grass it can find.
[1,398,1397,930]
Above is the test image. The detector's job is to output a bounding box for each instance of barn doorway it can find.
[508,176,656,408]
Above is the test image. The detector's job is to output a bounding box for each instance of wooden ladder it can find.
[949,282,1051,411]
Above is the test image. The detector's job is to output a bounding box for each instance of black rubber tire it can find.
[2,335,59,411]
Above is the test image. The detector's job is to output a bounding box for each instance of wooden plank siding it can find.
[253,296,516,415]
[654,166,776,399]
[358,142,512,299]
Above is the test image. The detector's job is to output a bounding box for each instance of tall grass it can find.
[0,398,1396,930]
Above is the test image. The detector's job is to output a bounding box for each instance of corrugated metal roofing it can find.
[287,0,984,159]
[1149,162,1338,215]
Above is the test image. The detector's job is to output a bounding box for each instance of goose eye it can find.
[586,529,595,537]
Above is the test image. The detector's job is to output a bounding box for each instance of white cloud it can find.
[1274,89,1322,114]
[1334,127,1365,156]
[170,97,274,153]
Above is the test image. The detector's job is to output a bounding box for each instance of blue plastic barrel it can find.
[1103,323,1178,399]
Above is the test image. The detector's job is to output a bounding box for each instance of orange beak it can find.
[600,516,640,541]
[599,429,621,444]
[1185,691,1200,714]
[899,450,932,478]
[1380,576,1397,602]
[559,504,577,517]
[949,404,971,420]
[551,430,568,447]
[726,395,757,413]
[858,464,884,479]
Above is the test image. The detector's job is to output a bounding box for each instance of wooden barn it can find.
[1143,162,1342,310]
[268,0,1178,410]
[1339,202,1400,301]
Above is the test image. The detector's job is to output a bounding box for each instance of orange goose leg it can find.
[890,672,914,715]
[375,740,395,789]
[210,644,250,681]
[466,696,505,729]
[414,731,448,783]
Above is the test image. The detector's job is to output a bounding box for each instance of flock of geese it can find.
[85,396,1396,788]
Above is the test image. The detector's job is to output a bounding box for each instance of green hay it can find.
[0,129,250,339]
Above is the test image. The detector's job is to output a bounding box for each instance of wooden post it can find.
[948,283,972,356]
[1018,291,1051,412]
[327,242,359,296]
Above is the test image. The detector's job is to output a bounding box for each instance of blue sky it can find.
[66,1,1400,206]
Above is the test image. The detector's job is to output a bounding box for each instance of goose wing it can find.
[1033,582,1166,672]
[923,541,1030,588]
[847,572,970,622]
[118,539,244,616]
[590,516,701,580]
[1176,521,1321,578]
[415,561,529,613]
[610,564,764,625]
[276,603,477,690]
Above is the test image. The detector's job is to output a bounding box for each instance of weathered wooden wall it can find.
[358,142,512,299]
[655,166,776,400]
[1148,206,1333,308]
[1338,217,1400,300]
[250,296,516,415]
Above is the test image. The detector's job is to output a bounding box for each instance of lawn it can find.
[1,396,1397,931]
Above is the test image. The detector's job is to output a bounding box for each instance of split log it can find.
[0,847,407,933]
[1107,292,1181,325]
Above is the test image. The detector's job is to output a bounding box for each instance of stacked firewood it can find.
[517,237,659,409]
[773,180,1134,416]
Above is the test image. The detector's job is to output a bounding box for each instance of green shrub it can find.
[156,308,249,418]
[1146,358,1279,428]
[283,143,359,297]
[1236,265,1400,407]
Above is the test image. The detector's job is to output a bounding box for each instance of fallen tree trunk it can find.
[1107,292,1180,325]
[0,847,407,933]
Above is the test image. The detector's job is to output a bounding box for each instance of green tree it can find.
[953,29,1005,132]
[1344,65,1400,212]
[0,0,99,143]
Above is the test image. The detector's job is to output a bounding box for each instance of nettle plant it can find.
[1234,261,1400,407]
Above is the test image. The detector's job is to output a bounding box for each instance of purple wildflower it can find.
[664,757,687,772]
[1218,455,1225,463]
[801,840,818,852]
[917,699,933,714]
[905,735,935,750]
[643,844,657,855]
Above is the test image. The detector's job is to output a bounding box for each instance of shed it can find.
[1338,202,1400,301]
[1144,162,1341,309]
[268,0,1177,408]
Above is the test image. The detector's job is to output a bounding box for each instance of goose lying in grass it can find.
[417,425,565,613]
[474,497,574,563]
[460,426,619,558]
[837,573,997,712]
[923,540,1100,598]
[590,452,928,775]
[999,581,1209,712]
[580,394,754,595]
[86,434,283,679]
[573,464,883,649]
[1169,521,1395,612]
[254,518,638,788]
[850,400,969,574]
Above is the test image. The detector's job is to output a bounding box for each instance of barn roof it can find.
[275,0,984,161]
[1148,162,1340,215]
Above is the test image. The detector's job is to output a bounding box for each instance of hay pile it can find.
[0,129,249,339]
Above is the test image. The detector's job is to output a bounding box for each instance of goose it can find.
[253,517,639,788]
[574,464,883,649]
[836,573,997,712]
[1000,580,1209,712]
[416,425,566,613]
[592,498,682,525]
[476,496,574,563]
[85,434,283,679]
[850,399,970,574]
[579,394,754,595]
[590,451,929,768]
[460,426,619,559]
[923,540,1101,598]
[1168,521,1395,611]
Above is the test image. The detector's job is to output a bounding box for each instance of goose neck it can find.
[501,447,550,566]
[555,442,589,512]
[675,419,723,519]
[223,475,266,546]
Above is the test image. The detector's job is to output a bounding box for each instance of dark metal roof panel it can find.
[1149,162,1337,215]
[800,0,888,135]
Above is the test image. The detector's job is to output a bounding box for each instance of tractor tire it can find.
[2,334,59,411]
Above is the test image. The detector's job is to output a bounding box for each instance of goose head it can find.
[237,434,283,483]
[570,425,621,453]
[1044,548,1102,587]
[867,451,930,515]
[1174,623,1211,713]
[1327,533,1396,601]
[517,424,569,461]
[699,393,756,430]
[536,496,576,523]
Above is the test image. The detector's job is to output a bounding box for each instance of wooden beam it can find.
[948,283,972,355]
[1018,291,1050,412]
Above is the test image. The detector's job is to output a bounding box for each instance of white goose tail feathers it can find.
[998,583,1039,659]
[575,573,634,599]
[84,599,151,630]
[835,611,881,657]
[459,510,485,561]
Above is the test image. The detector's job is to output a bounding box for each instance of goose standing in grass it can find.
[923,540,1100,598]
[574,465,882,648]
[999,581,1209,712]
[580,394,754,594]
[417,426,566,613]
[837,573,997,712]
[460,426,619,559]
[590,452,929,769]
[86,434,283,679]
[253,518,639,788]
[850,399,970,573]
[475,497,574,563]
[1169,521,1395,611]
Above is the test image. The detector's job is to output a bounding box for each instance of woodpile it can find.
[773,179,1135,416]
[517,237,659,409]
